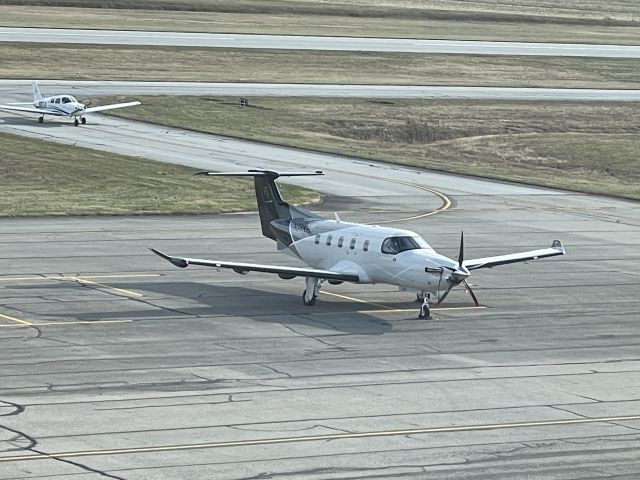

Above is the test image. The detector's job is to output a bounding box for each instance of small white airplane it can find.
[0,81,140,126]
[152,170,566,319]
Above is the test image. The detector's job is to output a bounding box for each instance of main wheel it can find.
[302,290,317,306]
[81,117,87,125]
[38,117,44,124]
[74,118,79,126]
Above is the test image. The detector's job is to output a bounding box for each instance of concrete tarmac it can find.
[1,129,639,477]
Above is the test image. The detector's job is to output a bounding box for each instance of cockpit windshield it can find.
[61,96,77,104]
[381,236,431,254]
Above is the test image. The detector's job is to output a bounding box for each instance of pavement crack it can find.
[259,364,292,378]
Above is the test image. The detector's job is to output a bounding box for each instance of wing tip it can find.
[551,239,565,254]
[149,248,188,268]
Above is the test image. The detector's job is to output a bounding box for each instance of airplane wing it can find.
[84,101,141,113]
[150,248,360,282]
[0,105,65,116]
[463,240,565,271]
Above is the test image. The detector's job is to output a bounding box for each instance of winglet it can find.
[149,248,189,268]
[551,240,565,253]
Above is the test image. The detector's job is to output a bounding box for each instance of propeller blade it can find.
[463,280,480,306]
[458,231,464,266]
[437,284,454,304]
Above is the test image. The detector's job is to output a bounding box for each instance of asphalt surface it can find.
[1,114,640,479]
[2,80,640,103]
[2,27,640,58]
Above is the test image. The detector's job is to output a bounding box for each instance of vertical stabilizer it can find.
[197,170,324,244]
[32,81,43,104]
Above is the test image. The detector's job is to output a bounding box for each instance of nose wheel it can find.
[418,293,432,320]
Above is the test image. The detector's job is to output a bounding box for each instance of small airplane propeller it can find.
[436,231,479,306]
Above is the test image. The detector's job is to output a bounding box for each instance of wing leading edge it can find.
[84,101,141,113]
[0,105,65,116]
[150,248,360,282]
[463,240,565,271]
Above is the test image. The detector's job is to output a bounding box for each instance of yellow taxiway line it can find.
[0,273,160,283]
[2,414,639,463]
[0,320,132,329]
[63,276,143,298]
[361,174,452,224]
[0,312,32,326]
[321,291,483,314]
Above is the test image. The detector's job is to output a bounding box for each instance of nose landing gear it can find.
[417,292,432,320]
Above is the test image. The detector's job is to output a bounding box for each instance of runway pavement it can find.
[2,80,640,103]
[1,113,640,478]
[2,27,640,58]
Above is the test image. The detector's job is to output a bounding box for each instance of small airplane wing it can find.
[84,101,141,113]
[463,240,565,271]
[150,248,360,282]
[0,105,65,116]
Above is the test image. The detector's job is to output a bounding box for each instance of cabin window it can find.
[326,234,333,246]
[350,238,356,250]
[363,240,370,252]
[381,236,423,255]
[54,98,60,104]
[314,234,320,244]
[338,236,344,248]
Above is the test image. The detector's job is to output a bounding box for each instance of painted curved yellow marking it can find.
[358,173,452,224]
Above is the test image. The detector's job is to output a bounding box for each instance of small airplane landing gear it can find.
[38,116,44,124]
[74,118,79,126]
[418,293,432,320]
[81,117,87,125]
[303,277,321,306]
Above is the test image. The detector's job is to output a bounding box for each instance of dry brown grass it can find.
[0,131,317,216]
[105,96,640,200]
[1,1,639,44]
[3,43,640,89]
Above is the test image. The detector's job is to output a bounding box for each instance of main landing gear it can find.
[302,277,321,306]
[417,292,432,320]
[38,116,44,124]
[73,117,87,127]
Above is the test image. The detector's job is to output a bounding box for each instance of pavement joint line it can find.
[2,414,640,463]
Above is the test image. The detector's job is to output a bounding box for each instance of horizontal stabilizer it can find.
[198,169,324,179]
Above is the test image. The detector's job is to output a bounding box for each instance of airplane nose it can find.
[449,266,470,283]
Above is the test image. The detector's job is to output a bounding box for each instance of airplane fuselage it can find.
[36,95,85,117]
[282,218,466,294]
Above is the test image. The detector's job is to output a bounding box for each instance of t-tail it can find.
[32,81,43,104]
[197,170,324,250]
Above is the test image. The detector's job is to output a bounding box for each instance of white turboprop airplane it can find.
[0,81,140,126]
[152,170,566,319]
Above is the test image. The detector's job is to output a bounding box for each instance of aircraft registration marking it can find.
[2,414,638,463]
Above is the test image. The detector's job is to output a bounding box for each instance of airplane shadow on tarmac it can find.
[8,280,396,335]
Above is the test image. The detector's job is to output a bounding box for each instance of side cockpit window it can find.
[381,236,422,255]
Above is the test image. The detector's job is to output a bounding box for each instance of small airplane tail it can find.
[197,170,324,244]
[32,81,43,103]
